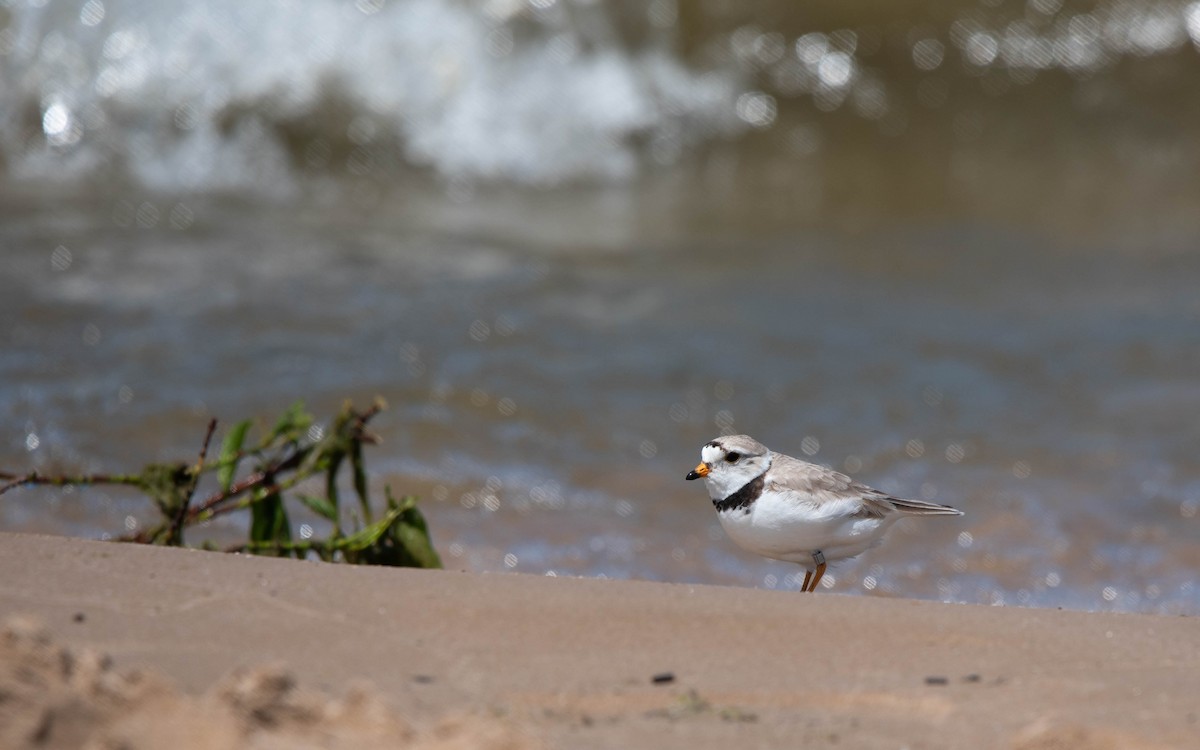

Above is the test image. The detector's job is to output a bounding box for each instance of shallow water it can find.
[2,0,1199,614]
[3,189,1198,613]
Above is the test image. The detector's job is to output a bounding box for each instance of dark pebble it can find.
[651,672,675,685]
[72,612,86,623]
[924,676,949,686]
[413,674,435,684]
[963,673,982,683]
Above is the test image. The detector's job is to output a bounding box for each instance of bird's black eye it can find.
[725,452,741,463]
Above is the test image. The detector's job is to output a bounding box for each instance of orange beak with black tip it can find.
[685,462,710,481]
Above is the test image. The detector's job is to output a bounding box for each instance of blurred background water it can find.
[2,0,1199,613]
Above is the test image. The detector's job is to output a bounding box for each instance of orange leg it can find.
[802,551,827,593]
[809,561,827,592]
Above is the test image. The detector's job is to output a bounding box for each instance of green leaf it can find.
[391,501,442,569]
[139,462,193,539]
[324,452,344,536]
[296,493,338,522]
[266,401,313,445]
[350,488,442,568]
[249,489,291,556]
[217,419,252,492]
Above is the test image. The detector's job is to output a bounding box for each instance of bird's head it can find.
[686,434,772,498]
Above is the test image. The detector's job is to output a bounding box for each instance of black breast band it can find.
[713,474,764,513]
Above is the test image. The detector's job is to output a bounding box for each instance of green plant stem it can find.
[3,398,439,569]
[0,471,145,497]
[227,497,413,557]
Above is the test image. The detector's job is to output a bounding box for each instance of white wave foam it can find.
[0,0,742,192]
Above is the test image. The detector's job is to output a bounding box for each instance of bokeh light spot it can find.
[135,202,159,228]
[50,245,73,271]
[714,409,734,430]
[82,323,101,346]
[80,1,106,28]
[964,31,1000,66]
[912,38,944,70]
[355,0,384,16]
[42,102,81,146]
[168,203,194,230]
[945,443,965,463]
[735,91,777,128]
[795,32,828,65]
[468,319,491,341]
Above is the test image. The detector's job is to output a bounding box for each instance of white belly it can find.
[716,491,895,567]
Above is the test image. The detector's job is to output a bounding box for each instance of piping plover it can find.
[686,434,963,592]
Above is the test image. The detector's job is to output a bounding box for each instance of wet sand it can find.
[1,531,1196,749]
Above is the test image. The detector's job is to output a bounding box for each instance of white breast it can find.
[716,488,895,566]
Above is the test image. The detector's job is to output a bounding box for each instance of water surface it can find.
[2,0,1199,614]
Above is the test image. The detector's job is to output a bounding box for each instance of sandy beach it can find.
[1,531,1196,749]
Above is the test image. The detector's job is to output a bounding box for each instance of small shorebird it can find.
[686,434,963,592]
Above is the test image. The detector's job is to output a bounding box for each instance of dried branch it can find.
[169,418,218,544]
